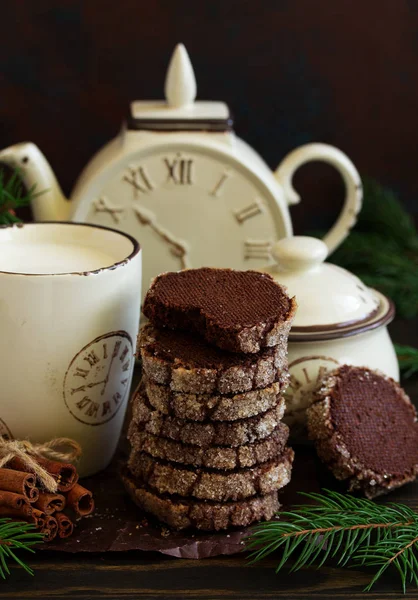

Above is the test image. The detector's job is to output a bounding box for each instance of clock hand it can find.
[133,204,191,269]
[101,344,118,396]
[70,379,107,395]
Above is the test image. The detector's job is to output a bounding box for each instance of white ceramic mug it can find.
[0,222,141,476]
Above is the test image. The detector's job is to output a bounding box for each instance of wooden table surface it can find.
[4,319,418,600]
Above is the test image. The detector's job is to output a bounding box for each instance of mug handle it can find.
[274,143,362,256]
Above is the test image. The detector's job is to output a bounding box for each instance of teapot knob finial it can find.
[272,236,328,272]
[165,43,197,108]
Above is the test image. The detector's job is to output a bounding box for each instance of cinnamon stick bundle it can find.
[0,438,94,543]
[66,484,94,516]
[8,456,78,492]
[56,512,74,538]
[35,492,65,515]
[0,468,39,502]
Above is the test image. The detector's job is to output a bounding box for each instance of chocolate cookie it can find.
[142,268,297,354]
[307,365,418,498]
[143,376,287,422]
[139,325,289,395]
[132,387,286,448]
[121,469,280,531]
[128,422,290,470]
[128,447,294,502]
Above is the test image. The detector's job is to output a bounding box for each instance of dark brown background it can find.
[1,0,418,234]
[2,6,418,596]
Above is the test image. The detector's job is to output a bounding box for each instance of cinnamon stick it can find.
[55,512,74,538]
[66,484,94,516]
[8,456,78,492]
[31,508,47,529]
[0,491,31,510]
[34,492,65,515]
[14,508,47,529]
[35,456,78,492]
[41,515,58,542]
[0,468,39,502]
[0,491,32,522]
[0,505,32,519]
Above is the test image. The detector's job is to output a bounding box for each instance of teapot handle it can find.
[274,143,362,256]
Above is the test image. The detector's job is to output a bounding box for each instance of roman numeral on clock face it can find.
[244,240,272,260]
[123,165,154,195]
[164,156,193,185]
[234,198,263,224]
[210,171,230,197]
[74,367,89,379]
[75,395,99,418]
[112,340,122,358]
[287,374,303,393]
[93,197,124,223]
[84,350,99,367]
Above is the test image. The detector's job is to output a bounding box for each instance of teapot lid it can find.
[128,44,232,131]
[261,236,395,341]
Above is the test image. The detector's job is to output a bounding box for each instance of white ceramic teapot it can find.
[261,236,399,438]
[0,44,362,297]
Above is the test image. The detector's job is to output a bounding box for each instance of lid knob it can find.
[164,44,197,108]
[272,236,328,272]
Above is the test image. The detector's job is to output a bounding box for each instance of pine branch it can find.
[356,178,418,253]
[0,519,44,578]
[356,533,418,592]
[395,344,418,379]
[245,490,418,592]
[0,168,42,225]
[325,177,418,319]
[329,232,418,319]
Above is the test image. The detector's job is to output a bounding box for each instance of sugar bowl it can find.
[261,236,399,437]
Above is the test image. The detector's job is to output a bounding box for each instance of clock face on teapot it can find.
[80,143,284,293]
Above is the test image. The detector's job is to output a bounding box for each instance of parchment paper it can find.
[44,446,323,559]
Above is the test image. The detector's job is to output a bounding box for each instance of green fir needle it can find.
[395,344,418,379]
[0,519,44,578]
[245,490,418,593]
[0,168,42,225]
[325,177,418,319]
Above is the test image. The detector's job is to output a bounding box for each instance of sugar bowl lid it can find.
[261,236,395,341]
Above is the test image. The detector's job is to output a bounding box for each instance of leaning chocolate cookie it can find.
[142,268,297,354]
[307,365,418,498]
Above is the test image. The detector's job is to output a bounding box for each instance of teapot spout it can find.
[0,142,71,221]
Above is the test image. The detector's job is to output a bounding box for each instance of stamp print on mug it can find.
[0,418,13,440]
[63,331,134,426]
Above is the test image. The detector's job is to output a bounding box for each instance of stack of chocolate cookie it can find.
[123,268,297,531]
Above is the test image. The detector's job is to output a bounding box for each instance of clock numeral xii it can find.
[164,156,193,185]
